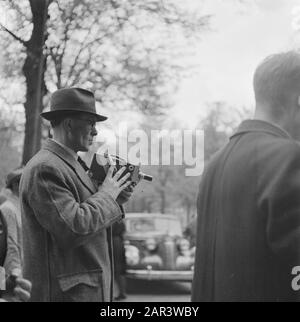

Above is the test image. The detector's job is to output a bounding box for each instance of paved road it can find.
[114,279,192,302]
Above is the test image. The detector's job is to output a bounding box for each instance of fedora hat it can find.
[41,87,107,122]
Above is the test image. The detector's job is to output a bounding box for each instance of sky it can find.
[2,0,300,132]
[171,0,300,127]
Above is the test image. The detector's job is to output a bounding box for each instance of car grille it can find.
[159,238,177,270]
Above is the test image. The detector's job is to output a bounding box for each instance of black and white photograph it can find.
[1,0,300,305]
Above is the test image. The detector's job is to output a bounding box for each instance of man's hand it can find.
[117,185,134,205]
[2,277,32,302]
[99,166,132,200]
[14,277,32,302]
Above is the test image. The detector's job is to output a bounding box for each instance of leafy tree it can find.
[0,0,210,164]
[124,103,252,219]
[123,117,200,216]
[0,0,52,163]
[202,102,252,162]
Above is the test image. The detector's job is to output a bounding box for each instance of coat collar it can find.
[42,139,97,194]
[51,139,78,161]
[230,119,291,140]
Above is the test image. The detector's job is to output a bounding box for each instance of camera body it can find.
[89,153,153,186]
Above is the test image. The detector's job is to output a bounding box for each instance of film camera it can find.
[89,152,153,186]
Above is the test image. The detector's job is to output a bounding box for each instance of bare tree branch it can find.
[0,23,28,47]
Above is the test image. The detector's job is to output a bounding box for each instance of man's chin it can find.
[78,146,89,152]
[77,141,93,152]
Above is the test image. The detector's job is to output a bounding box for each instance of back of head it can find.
[254,51,300,119]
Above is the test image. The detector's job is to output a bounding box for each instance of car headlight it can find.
[175,239,194,270]
[125,244,140,266]
[177,238,191,254]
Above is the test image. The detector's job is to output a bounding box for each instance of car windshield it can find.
[126,217,182,237]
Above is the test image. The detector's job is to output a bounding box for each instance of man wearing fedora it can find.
[20,87,132,302]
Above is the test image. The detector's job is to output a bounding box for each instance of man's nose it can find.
[91,126,98,136]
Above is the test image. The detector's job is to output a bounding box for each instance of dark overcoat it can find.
[112,220,126,275]
[192,120,300,302]
[20,139,123,302]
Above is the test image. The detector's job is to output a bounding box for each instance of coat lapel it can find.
[43,139,97,194]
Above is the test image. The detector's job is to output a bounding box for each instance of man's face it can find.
[69,114,98,152]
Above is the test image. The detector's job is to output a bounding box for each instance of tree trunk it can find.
[22,0,50,165]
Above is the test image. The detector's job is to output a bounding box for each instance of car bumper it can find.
[126,269,194,282]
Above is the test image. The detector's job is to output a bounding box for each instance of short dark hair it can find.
[254,51,300,117]
[50,118,64,128]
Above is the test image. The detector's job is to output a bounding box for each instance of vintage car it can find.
[124,213,195,282]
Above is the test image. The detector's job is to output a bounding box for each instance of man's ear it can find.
[63,118,73,132]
